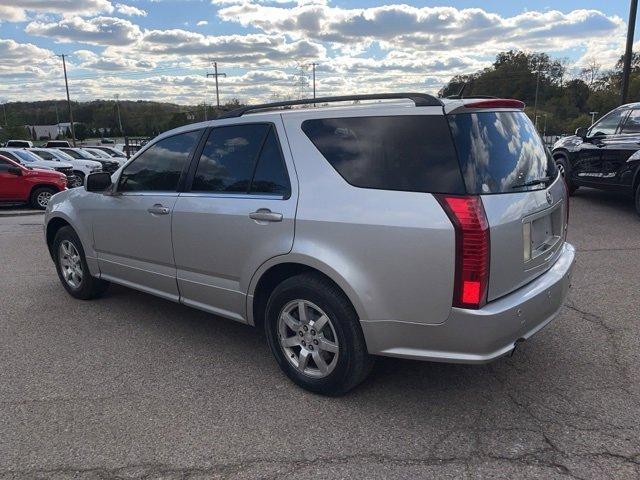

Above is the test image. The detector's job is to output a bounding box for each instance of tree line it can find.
[439,50,640,135]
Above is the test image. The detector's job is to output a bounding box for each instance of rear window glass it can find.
[448,111,557,194]
[301,116,465,194]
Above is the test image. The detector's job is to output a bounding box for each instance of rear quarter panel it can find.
[280,107,456,325]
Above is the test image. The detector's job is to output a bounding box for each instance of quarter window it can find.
[118,130,201,192]
[191,124,290,196]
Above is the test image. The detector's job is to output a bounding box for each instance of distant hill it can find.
[1,99,243,141]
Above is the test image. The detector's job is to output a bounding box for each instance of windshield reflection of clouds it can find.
[450,112,552,194]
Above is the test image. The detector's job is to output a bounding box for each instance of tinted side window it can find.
[250,128,290,196]
[192,124,269,193]
[119,130,200,192]
[0,151,18,162]
[589,109,626,136]
[621,109,640,134]
[302,116,465,194]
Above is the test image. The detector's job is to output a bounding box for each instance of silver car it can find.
[44,94,575,395]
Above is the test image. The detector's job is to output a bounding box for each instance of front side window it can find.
[192,123,290,196]
[33,150,56,160]
[118,130,201,192]
[60,149,82,159]
[589,109,627,137]
[620,109,640,134]
[13,150,42,163]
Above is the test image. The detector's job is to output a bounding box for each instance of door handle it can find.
[249,208,283,223]
[147,204,170,215]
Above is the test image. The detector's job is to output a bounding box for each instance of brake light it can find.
[436,195,490,309]
[465,99,525,110]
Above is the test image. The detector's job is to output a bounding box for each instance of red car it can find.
[0,154,67,209]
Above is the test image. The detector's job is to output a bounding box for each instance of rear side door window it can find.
[118,130,201,192]
[191,123,290,197]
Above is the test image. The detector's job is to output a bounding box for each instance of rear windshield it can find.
[302,115,465,194]
[448,111,556,194]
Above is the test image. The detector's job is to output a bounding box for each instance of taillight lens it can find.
[436,195,490,309]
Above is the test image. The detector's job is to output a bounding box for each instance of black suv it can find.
[553,104,640,215]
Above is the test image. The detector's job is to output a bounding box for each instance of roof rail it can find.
[218,93,443,119]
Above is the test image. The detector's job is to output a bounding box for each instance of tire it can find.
[264,272,374,396]
[30,186,56,209]
[53,226,110,300]
[555,157,578,195]
[74,171,85,187]
[635,183,640,218]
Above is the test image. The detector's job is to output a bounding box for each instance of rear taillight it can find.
[436,195,490,309]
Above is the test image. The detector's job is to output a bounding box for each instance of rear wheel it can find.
[555,157,578,195]
[53,226,109,299]
[264,273,374,396]
[30,186,56,209]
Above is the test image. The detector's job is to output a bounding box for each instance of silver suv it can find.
[44,93,575,395]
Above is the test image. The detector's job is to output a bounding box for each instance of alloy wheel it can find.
[278,299,339,378]
[59,240,83,289]
[37,191,52,208]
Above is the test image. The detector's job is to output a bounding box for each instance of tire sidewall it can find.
[555,156,577,195]
[265,280,359,395]
[53,227,92,298]
[31,187,55,210]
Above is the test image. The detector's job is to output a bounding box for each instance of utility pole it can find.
[310,62,318,99]
[57,54,76,146]
[621,0,638,104]
[206,61,227,109]
[533,60,542,128]
[114,94,124,136]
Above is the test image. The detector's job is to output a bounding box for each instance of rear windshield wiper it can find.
[511,176,552,189]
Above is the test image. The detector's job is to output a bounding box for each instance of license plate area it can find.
[523,203,563,264]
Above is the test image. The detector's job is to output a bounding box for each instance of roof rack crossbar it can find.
[218,93,443,119]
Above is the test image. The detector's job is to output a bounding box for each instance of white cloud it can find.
[26,16,143,46]
[74,49,155,71]
[115,3,146,17]
[0,0,114,21]
[196,20,208,26]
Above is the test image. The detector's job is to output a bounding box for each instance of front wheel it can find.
[264,273,374,396]
[555,157,578,195]
[30,186,56,209]
[53,226,110,299]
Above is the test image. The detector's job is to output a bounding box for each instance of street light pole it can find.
[58,54,77,146]
[621,0,638,104]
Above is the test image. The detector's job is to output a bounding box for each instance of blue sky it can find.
[0,1,635,104]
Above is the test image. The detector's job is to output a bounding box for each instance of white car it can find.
[84,147,127,166]
[0,147,80,187]
[30,148,102,183]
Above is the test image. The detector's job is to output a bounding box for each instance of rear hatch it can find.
[447,103,567,301]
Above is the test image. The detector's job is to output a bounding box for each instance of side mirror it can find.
[7,166,22,176]
[575,127,588,139]
[85,172,112,192]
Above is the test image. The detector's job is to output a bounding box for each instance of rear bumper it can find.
[361,242,575,363]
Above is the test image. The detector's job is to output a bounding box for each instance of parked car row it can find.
[0,143,128,209]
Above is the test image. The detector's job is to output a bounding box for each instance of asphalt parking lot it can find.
[1,188,639,480]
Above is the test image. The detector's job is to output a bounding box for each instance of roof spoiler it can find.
[218,93,444,119]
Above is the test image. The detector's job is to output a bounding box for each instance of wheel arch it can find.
[29,182,62,199]
[45,216,72,259]
[247,256,366,330]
